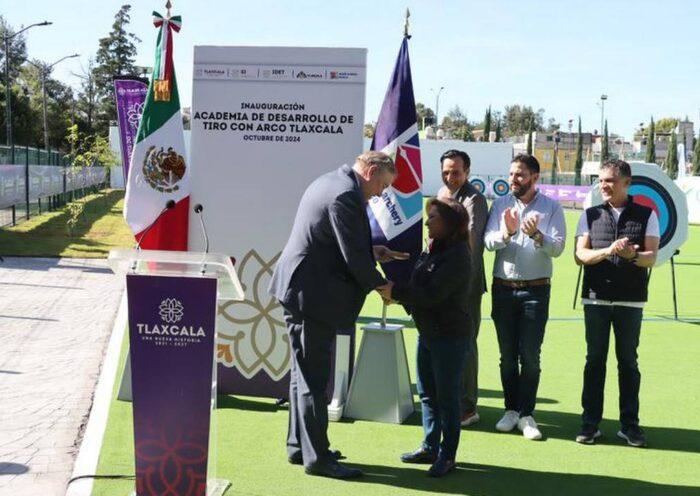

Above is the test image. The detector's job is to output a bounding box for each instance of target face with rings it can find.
[493,179,509,197]
[584,162,688,266]
[470,178,486,194]
[629,176,676,248]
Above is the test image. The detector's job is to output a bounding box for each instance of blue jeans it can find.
[582,304,642,429]
[491,284,551,417]
[416,334,468,460]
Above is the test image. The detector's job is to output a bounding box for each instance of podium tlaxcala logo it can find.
[136,298,206,337]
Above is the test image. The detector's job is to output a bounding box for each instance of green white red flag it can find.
[124,10,189,250]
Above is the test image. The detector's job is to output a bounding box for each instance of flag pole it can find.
[166,0,172,17]
[381,301,387,328]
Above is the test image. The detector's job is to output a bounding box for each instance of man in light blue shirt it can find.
[484,153,566,441]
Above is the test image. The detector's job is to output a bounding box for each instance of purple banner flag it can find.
[127,274,217,496]
[114,77,148,181]
[537,184,590,203]
[368,36,423,284]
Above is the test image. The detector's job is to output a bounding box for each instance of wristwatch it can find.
[530,230,544,245]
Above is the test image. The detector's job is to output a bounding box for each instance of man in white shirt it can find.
[574,159,659,448]
[484,153,566,441]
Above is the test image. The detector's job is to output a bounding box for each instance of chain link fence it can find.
[0,145,108,228]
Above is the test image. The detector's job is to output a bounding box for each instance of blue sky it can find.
[6,0,700,139]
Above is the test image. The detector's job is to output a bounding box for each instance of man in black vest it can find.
[574,159,659,447]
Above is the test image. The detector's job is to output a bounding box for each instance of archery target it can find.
[470,178,486,194]
[583,162,688,266]
[492,179,510,197]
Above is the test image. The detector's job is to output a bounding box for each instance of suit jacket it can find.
[269,164,385,328]
[437,181,488,297]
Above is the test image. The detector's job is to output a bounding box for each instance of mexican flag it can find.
[124,10,189,250]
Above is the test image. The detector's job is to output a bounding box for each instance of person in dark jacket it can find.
[379,197,471,478]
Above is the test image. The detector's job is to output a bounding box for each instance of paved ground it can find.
[0,257,123,496]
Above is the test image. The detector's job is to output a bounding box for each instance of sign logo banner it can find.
[127,274,217,496]
[368,37,423,284]
[189,46,366,397]
[114,77,148,182]
[124,10,189,250]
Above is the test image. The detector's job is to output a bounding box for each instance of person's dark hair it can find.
[512,153,540,174]
[600,159,631,178]
[427,197,469,245]
[440,149,471,170]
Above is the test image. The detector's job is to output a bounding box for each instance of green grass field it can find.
[0,189,133,258]
[93,209,700,496]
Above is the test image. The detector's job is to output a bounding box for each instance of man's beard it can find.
[512,179,533,198]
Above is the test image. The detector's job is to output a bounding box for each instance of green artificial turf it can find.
[92,209,700,496]
[0,189,134,258]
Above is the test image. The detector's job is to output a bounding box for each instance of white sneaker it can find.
[495,410,520,432]
[517,415,543,440]
[460,411,480,427]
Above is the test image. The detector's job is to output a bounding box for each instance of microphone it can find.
[193,204,209,254]
[135,199,176,251]
[193,203,210,274]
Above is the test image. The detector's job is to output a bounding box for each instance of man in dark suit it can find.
[437,149,488,427]
[269,151,402,479]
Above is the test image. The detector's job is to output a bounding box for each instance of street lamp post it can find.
[27,53,79,151]
[430,86,444,128]
[599,94,608,139]
[2,20,52,157]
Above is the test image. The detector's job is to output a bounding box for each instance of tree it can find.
[0,16,30,145]
[92,4,141,134]
[20,62,74,150]
[574,117,583,185]
[503,104,545,136]
[654,117,679,134]
[601,119,609,162]
[666,131,678,179]
[363,122,375,139]
[483,106,491,141]
[415,103,435,130]
[645,117,656,163]
[441,106,474,141]
[492,111,502,142]
[73,58,98,134]
[693,130,700,175]
[0,17,28,80]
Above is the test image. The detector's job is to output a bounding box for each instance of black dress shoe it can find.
[400,447,438,464]
[304,461,363,479]
[427,457,456,478]
[288,449,342,465]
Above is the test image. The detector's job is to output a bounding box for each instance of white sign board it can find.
[363,138,513,196]
[189,46,366,395]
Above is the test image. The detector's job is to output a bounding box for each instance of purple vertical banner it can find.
[114,77,148,181]
[127,274,217,496]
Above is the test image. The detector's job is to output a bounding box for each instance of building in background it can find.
[510,131,594,183]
